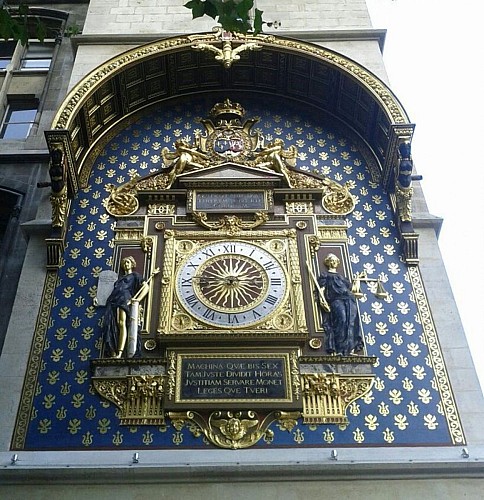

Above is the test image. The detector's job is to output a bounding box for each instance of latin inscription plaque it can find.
[195,191,266,211]
[166,349,300,409]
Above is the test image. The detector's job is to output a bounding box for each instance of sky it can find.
[366,0,484,392]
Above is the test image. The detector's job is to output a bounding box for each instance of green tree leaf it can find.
[35,17,47,42]
[204,0,218,19]
[184,0,205,19]
[236,0,253,20]
[253,8,263,34]
[184,0,264,34]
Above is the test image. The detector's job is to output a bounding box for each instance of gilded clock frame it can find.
[157,228,307,340]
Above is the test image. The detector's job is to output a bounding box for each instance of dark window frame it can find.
[0,98,39,139]
[19,41,55,71]
[0,41,17,71]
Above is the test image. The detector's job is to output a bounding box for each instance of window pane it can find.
[0,41,16,70]
[20,43,54,71]
[8,108,37,122]
[1,104,37,139]
[21,59,51,69]
[0,41,16,57]
[25,44,54,57]
[1,122,33,139]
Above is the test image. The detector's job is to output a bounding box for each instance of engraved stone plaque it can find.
[195,191,266,211]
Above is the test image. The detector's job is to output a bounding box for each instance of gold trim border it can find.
[172,351,295,405]
[52,34,409,132]
[409,265,466,445]
[11,271,58,450]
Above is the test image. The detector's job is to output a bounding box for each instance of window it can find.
[0,42,16,71]
[20,43,54,71]
[0,101,38,139]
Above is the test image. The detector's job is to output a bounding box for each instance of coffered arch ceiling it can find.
[48,33,414,193]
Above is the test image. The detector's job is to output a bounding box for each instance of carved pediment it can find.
[105,100,356,216]
[177,161,285,188]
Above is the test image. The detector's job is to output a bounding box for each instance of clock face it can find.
[176,241,287,328]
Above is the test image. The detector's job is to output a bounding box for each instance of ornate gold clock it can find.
[176,240,288,328]
[158,231,307,339]
[91,100,377,450]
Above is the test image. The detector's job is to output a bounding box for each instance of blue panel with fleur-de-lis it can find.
[17,95,463,450]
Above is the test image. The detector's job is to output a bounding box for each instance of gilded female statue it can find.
[101,256,149,358]
[317,253,364,356]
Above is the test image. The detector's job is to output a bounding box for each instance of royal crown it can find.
[209,99,245,119]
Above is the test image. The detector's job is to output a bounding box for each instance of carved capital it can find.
[92,375,165,425]
[301,373,374,424]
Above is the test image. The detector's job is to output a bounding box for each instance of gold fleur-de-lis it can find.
[143,430,154,445]
[82,432,93,447]
[293,428,304,444]
[56,406,67,420]
[172,431,183,446]
[383,427,394,443]
[323,428,334,443]
[353,428,365,443]
[112,431,123,446]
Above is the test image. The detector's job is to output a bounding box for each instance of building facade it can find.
[1,1,483,497]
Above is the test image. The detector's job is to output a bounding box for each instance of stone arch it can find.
[46,32,413,193]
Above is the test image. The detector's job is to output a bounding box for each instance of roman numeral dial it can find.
[176,241,287,328]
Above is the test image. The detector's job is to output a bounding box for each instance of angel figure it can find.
[161,139,209,187]
[214,416,258,442]
[254,138,298,187]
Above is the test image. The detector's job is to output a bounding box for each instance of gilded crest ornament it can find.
[190,28,264,68]
[125,99,357,216]
[168,410,298,450]
[105,178,139,216]
[192,211,268,233]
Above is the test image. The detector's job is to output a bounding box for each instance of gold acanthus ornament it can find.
[169,410,299,450]
[105,178,139,216]
[192,211,268,234]
[190,28,269,68]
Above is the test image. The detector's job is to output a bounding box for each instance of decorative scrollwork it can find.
[168,409,295,449]
[192,211,268,234]
[105,178,139,216]
[92,378,128,409]
[321,180,355,215]
[287,172,355,214]
[166,351,177,401]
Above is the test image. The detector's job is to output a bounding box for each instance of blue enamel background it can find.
[21,95,458,449]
